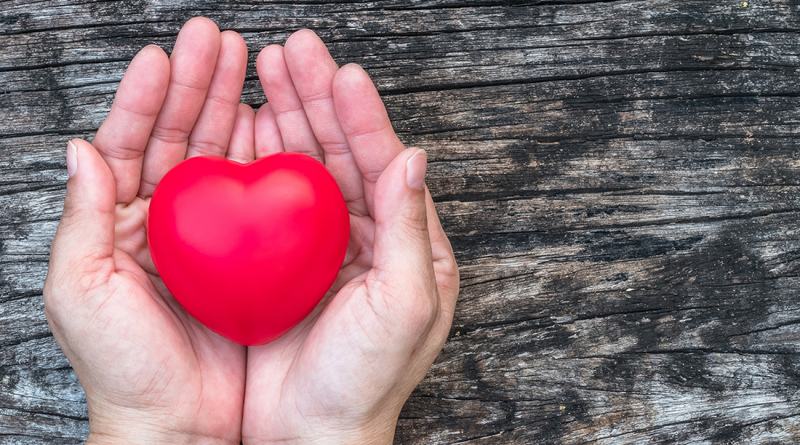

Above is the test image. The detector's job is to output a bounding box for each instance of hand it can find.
[240,31,460,444]
[43,18,253,444]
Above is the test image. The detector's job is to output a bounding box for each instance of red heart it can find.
[147,153,350,346]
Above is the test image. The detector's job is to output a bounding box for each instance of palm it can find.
[243,212,378,410]
[113,194,245,402]
[66,235,245,439]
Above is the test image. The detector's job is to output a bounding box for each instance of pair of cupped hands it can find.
[43,18,459,444]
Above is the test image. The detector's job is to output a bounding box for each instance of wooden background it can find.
[2,0,800,443]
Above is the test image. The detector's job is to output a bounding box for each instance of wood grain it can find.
[2,0,800,443]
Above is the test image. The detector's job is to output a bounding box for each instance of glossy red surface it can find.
[147,153,350,346]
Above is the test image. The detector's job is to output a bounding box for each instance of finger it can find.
[227,103,256,164]
[370,148,436,309]
[254,103,284,157]
[333,64,406,217]
[284,30,367,216]
[47,140,116,287]
[138,17,221,198]
[185,30,248,159]
[256,45,324,162]
[92,46,169,204]
[424,190,459,316]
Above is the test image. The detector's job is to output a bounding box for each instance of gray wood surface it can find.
[3,0,800,443]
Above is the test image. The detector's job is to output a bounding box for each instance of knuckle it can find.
[187,139,226,157]
[405,289,440,334]
[150,125,191,145]
[395,212,429,239]
[437,254,460,280]
[361,169,382,184]
[320,139,351,156]
[366,273,438,335]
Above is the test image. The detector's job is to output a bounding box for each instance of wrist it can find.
[86,411,240,445]
[243,417,396,445]
[86,429,238,445]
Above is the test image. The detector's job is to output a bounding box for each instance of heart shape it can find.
[147,153,350,346]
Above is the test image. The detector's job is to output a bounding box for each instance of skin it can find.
[43,18,459,445]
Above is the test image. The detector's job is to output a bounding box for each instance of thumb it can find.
[371,148,436,296]
[48,139,116,281]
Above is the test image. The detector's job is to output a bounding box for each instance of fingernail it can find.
[66,141,77,177]
[406,148,427,190]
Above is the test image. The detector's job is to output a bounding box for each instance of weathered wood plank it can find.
[4,32,800,137]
